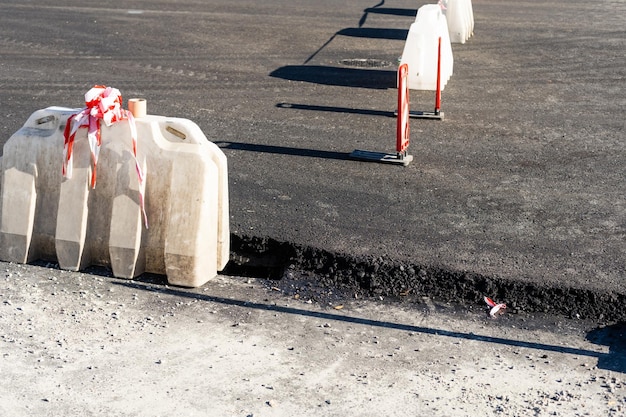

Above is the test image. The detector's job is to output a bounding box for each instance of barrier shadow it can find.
[586,322,626,373]
[336,27,408,41]
[276,102,395,118]
[214,141,352,161]
[357,0,416,26]
[269,65,396,89]
[301,0,410,65]
[301,28,407,64]
[114,280,618,370]
[362,7,417,18]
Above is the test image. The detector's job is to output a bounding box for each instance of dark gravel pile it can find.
[226,233,626,323]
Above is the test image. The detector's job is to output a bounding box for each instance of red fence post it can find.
[396,63,410,154]
[435,36,442,114]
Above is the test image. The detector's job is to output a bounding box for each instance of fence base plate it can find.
[350,150,413,166]
[394,110,445,120]
[409,110,444,120]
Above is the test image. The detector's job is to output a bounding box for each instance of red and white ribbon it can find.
[484,296,507,318]
[63,85,147,227]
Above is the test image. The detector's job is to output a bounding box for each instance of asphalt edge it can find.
[226,233,626,324]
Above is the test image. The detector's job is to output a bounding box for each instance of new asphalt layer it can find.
[0,1,624,320]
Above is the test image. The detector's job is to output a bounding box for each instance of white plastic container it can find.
[445,0,474,44]
[399,4,453,91]
[0,106,229,287]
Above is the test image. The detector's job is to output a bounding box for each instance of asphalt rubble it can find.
[226,233,626,324]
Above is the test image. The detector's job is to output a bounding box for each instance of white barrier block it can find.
[445,0,474,44]
[165,149,218,287]
[0,107,75,264]
[55,128,92,271]
[0,145,38,263]
[0,106,230,287]
[400,4,453,91]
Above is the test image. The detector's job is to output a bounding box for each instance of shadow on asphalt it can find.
[276,102,395,118]
[270,65,396,89]
[336,27,409,41]
[586,323,626,374]
[214,141,352,161]
[357,0,417,25]
[361,6,417,18]
[300,0,413,64]
[113,280,626,374]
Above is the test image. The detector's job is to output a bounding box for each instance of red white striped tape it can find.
[63,85,147,228]
[484,296,507,318]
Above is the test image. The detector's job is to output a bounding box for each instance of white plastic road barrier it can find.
[399,4,453,91]
[445,0,474,44]
[0,102,229,288]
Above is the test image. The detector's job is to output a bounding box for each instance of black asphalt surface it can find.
[1,1,624,319]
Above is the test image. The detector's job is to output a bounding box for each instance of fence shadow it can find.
[276,102,395,118]
[214,141,352,161]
